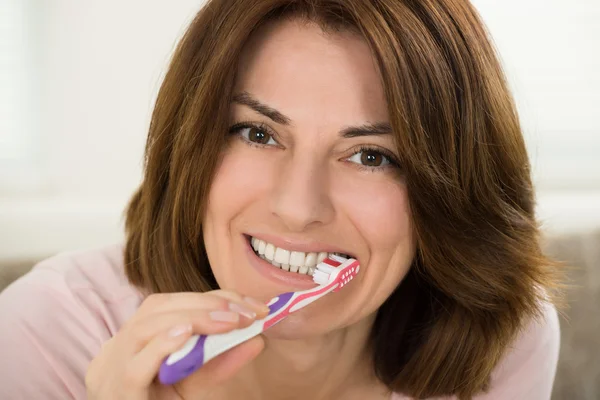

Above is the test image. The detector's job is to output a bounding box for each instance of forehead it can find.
[233,19,389,124]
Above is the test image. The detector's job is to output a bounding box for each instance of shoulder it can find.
[389,301,561,400]
[5,243,143,308]
[0,243,144,399]
[1,242,145,335]
[476,300,561,400]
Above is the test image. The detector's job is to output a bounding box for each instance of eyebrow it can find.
[232,91,392,138]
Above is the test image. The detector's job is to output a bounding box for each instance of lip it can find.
[243,235,321,290]
[244,232,356,258]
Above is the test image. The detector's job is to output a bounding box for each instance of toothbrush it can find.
[158,254,360,385]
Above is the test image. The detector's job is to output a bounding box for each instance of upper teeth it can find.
[250,237,350,275]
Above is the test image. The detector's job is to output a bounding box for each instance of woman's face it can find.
[203,19,415,338]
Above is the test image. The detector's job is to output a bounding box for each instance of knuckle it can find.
[126,324,151,349]
[116,320,151,352]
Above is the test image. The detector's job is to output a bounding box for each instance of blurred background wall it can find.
[1,0,204,261]
[1,1,599,398]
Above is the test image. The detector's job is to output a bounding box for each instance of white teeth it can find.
[305,252,317,267]
[250,236,352,276]
[274,248,290,264]
[317,252,328,263]
[258,240,266,255]
[264,243,275,260]
[289,251,305,267]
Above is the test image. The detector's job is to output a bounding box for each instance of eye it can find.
[347,147,393,169]
[229,122,278,146]
[244,126,276,145]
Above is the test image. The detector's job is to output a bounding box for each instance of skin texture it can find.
[195,19,416,399]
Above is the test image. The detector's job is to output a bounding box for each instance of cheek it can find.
[203,145,275,270]
[206,144,274,222]
[335,177,413,252]
[331,177,414,318]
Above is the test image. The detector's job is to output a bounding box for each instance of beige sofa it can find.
[1,231,598,399]
[542,230,600,400]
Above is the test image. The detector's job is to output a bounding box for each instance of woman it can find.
[0,0,564,399]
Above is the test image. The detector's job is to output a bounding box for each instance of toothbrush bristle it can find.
[312,257,342,285]
[312,256,359,286]
[312,270,330,285]
[316,263,335,274]
[329,254,348,263]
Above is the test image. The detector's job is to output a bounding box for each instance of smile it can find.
[247,235,352,276]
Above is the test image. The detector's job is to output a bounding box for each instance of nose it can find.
[269,154,335,232]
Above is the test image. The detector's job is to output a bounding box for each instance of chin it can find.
[262,312,339,340]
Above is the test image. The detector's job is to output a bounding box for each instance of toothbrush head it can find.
[312,255,360,291]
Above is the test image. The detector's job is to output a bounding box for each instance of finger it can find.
[125,324,194,391]
[137,291,270,319]
[128,292,266,334]
[136,293,228,316]
[210,291,271,318]
[124,309,247,354]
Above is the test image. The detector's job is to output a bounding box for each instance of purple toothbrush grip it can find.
[158,334,207,385]
[267,291,295,314]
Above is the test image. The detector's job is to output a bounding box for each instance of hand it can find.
[86,290,270,400]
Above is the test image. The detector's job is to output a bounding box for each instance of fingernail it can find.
[168,324,192,338]
[228,302,256,319]
[209,310,240,323]
[243,296,270,313]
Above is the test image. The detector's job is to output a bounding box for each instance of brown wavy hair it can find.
[124,0,564,398]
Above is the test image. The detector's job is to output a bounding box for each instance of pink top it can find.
[0,244,560,399]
